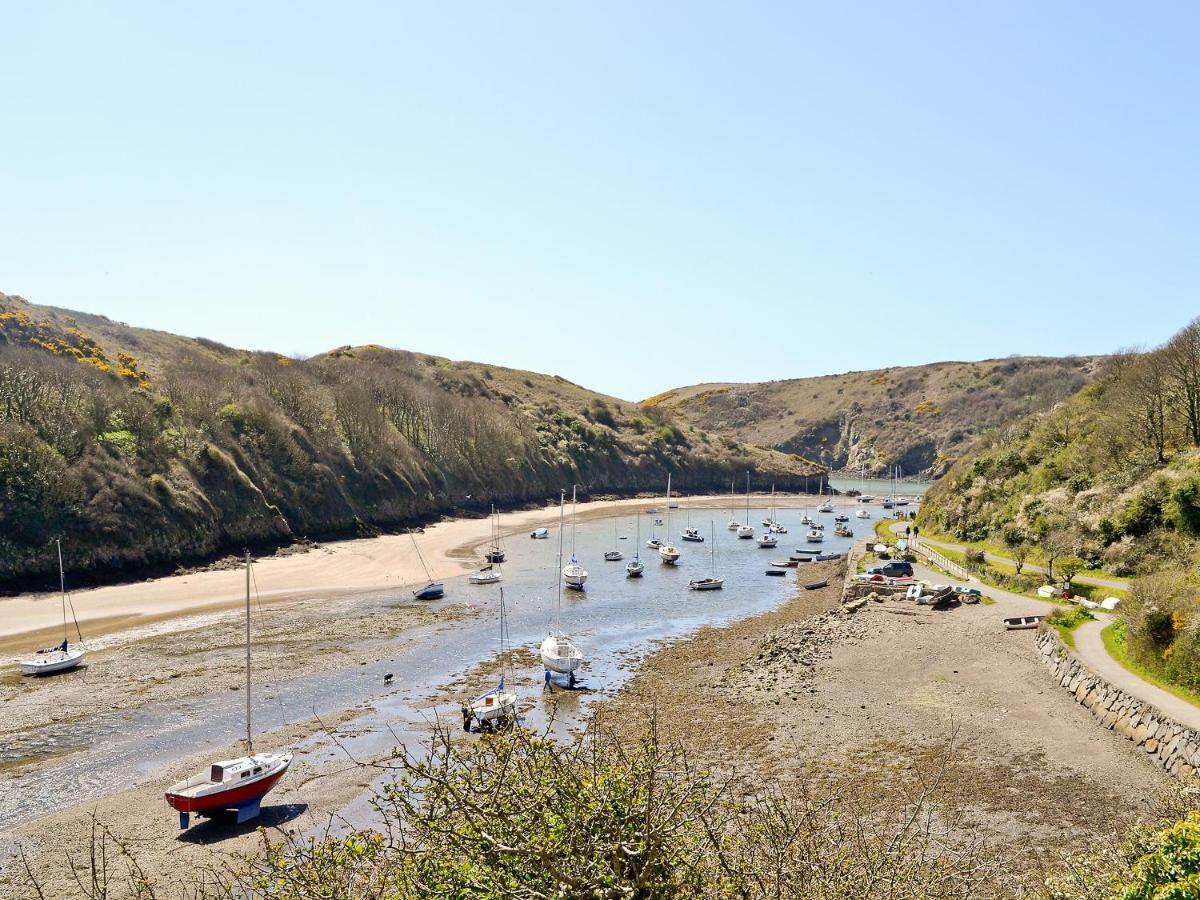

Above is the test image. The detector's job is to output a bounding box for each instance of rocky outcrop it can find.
[1037,628,1200,779]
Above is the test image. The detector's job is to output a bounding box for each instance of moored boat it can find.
[21,540,86,677]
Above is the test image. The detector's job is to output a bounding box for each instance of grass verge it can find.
[1101,622,1200,710]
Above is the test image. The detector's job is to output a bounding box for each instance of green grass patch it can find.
[873,518,898,542]
[916,529,1129,586]
[1102,622,1200,710]
[1045,606,1094,649]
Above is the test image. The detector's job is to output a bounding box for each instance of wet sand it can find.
[603,558,1170,887]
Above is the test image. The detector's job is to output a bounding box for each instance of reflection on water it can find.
[0,502,862,830]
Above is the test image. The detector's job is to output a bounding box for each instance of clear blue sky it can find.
[2,2,1196,400]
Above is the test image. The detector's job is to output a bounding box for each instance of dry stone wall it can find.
[1036,628,1199,779]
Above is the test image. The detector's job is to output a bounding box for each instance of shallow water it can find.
[0,502,861,830]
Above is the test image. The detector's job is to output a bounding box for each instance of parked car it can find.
[867,561,914,579]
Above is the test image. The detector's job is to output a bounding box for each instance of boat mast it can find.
[634,510,640,560]
[57,539,67,643]
[571,485,578,560]
[556,490,565,634]
[744,471,750,521]
[665,474,672,538]
[710,521,715,575]
[245,550,253,754]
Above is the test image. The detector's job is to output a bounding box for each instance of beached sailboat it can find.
[689,523,724,590]
[562,485,588,590]
[659,474,681,564]
[466,587,519,729]
[737,473,755,539]
[627,514,645,577]
[410,530,444,599]
[471,509,504,584]
[542,493,586,686]
[485,505,505,563]
[727,478,740,531]
[165,553,292,828]
[20,540,85,676]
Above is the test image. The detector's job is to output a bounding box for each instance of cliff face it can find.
[0,294,822,588]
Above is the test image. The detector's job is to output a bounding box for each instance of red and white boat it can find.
[165,552,293,829]
[166,751,292,827]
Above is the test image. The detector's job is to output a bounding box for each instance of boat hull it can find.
[165,756,291,816]
[414,583,445,600]
[20,648,85,676]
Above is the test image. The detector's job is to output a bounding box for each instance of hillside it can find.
[647,357,1101,477]
[0,293,820,588]
[918,318,1200,579]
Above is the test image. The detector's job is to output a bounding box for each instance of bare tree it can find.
[1163,317,1200,446]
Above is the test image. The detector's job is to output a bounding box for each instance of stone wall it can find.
[1036,628,1200,779]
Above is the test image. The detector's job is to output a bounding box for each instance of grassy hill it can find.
[646,357,1100,478]
[0,293,820,588]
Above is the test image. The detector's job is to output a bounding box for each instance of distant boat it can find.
[471,510,504,584]
[757,533,778,549]
[20,540,85,677]
[737,472,755,539]
[562,485,588,590]
[604,523,624,560]
[855,509,871,520]
[530,527,550,539]
[484,505,505,563]
[1004,615,1043,631]
[805,529,824,543]
[409,531,444,600]
[681,527,704,543]
[727,478,740,530]
[658,474,681,565]
[165,552,292,828]
[834,514,850,523]
[689,523,724,591]
[834,524,853,538]
[627,514,645,577]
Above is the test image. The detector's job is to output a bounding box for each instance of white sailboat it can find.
[467,587,519,729]
[681,499,704,542]
[817,480,834,514]
[737,473,755,539]
[689,523,724,590]
[604,521,624,561]
[727,477,740,530]
[627,513,645,577]
[20,540,85,676]
[470,508,504,584]
[542,492,586,687]
[659,474,681,564]
[562,485,588,590]
[165,552,292,828]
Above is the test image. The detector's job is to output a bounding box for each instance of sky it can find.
[1,2,1196,401]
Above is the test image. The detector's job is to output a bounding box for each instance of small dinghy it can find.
[604,550,624,561]
[834,514,850,523]
[804,579,828,590]
[765,568,786,576]
[530,527,550,539]
[771,559,799,568]
[469,564,502,585]
[1004,615,1043,631]
[814,552,842,561]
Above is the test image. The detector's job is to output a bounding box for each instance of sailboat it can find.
[737,473,755,539]
[727,478,740,531]
[466,587,519,730]
[767,485,787,534]
[658,474,681,564]
[165,552,292,829]
[817,480,834,514]
[542,493,586,687]
[410,530,444,599]
[604,522,624,561]
[681,496,704,542]
[627,513,645,577]
[689,523,724,590]
[471,508,504,584]
[20,540,85,676]
[562,485,588,590]
[485,505,506,562]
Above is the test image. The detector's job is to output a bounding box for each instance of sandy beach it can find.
[2,493,790,655]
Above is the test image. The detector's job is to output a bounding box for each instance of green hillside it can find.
[0,293,820,588]
[648,356,1100,478]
